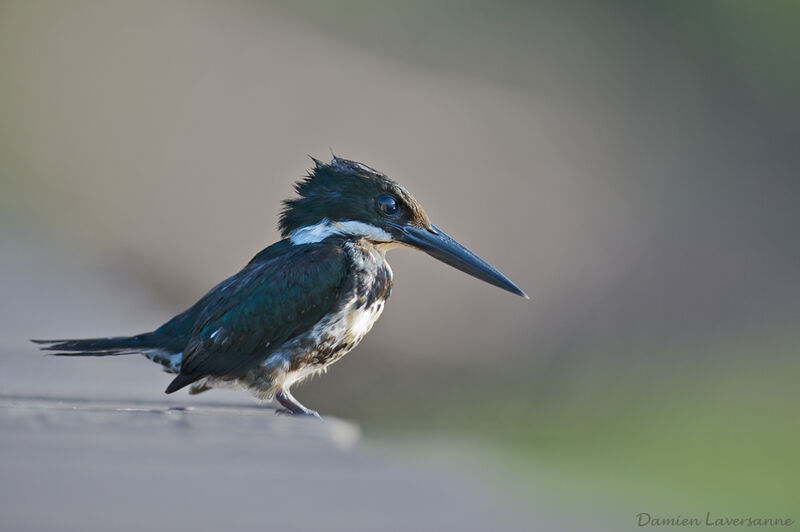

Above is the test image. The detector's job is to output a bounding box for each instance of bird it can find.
[33,156,527,418]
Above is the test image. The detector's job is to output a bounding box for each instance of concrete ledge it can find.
[0,395,360,449]
[0,395,533,532]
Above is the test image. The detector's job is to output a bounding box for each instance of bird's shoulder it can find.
[189,240,349,340]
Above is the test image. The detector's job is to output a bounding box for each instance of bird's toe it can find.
[274,407,322,420]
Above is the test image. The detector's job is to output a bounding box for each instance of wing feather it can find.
[165,243,348,393]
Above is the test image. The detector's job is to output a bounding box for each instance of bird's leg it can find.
[275,387,321,419]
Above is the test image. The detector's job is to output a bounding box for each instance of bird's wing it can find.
[165,243,348,393]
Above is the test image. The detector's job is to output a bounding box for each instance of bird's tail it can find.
[31,334,155,357]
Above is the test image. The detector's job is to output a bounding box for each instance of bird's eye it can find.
[376,195,398,215]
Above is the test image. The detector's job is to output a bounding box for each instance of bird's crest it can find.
[279,156,429,237]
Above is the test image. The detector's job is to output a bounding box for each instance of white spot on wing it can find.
[142,349,183,373]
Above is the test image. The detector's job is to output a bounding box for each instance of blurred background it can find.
[1,0,798,526]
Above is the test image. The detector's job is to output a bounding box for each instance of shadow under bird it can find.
[34,157,527,417]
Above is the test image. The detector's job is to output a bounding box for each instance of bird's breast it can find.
[341,297,386,345]
[312,242,392,352]
[278,241,393,376]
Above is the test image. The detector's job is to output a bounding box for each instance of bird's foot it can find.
[274,408,322,419]
[274,388,322,419]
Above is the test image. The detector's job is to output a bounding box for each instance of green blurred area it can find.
[1,0,798,525]
[316,329,800,518]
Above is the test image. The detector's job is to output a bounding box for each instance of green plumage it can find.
[163,242,348,393]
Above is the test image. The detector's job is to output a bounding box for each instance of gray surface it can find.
[0,233,540,532]
[0,396,527,532]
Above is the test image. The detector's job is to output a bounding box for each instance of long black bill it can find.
[392,224,529,298]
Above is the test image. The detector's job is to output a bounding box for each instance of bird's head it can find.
[279,156,527,298]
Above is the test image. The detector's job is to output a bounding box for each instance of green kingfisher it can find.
[34,157,527,417]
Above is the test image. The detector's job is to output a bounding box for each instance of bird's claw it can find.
[274,408,322,420]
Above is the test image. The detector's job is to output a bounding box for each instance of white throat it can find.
[289,218,392,245]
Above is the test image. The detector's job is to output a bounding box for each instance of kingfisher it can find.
[34,157,527,417]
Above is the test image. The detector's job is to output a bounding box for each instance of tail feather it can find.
[32,334,153,357]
